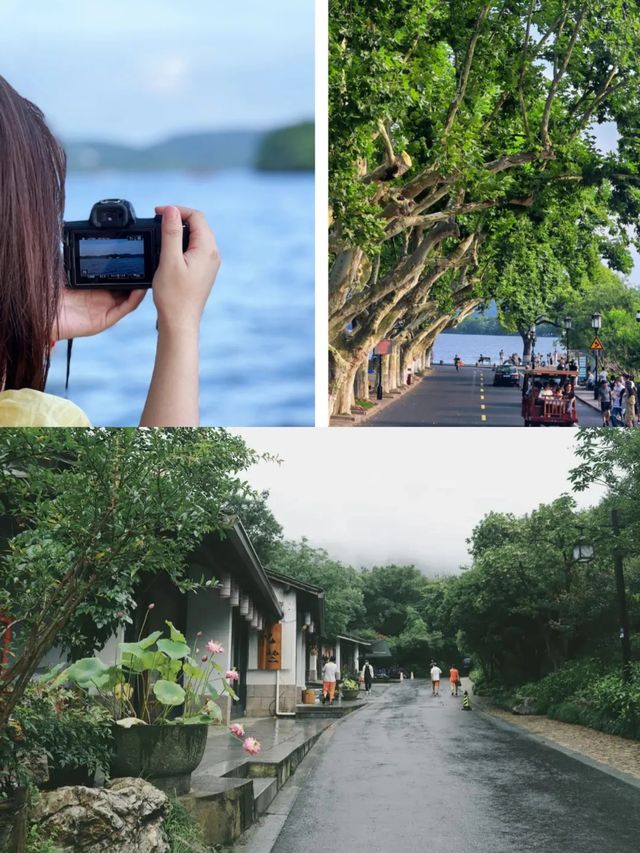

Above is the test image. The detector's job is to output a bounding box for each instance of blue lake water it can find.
[433,332,561,365]
[47,170,314,426]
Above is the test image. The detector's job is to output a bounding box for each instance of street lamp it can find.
[528,323,536,366]
[573,509,631,682]
[591,313,602,399]
[563,316,572,362]
[572,540,594,563]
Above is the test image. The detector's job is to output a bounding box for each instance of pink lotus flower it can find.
[196,631,203,637]
[243,737,261,755]
[147,603,155,610]
[207,641,224,654]
[226,669,240,682]
[230,723,245,738]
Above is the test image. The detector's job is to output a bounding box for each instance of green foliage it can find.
[361,564,428,636]
[164,797,222,853]
[256,122,314,172]
[0,428,262,728]
[1,680,112,796]
[515,659,602,714]
[267,538,365,637]
[329,0,640,408]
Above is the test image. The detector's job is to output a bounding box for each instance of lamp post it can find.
[573,510,631,683]
[591,312,602,399]
[527,323,536,366]
[563,316,572,362]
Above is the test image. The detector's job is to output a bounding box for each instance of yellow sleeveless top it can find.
[0,389,91,426]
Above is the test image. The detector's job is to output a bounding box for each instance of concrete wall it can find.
[185,588,233,723]
[245,583,300,717]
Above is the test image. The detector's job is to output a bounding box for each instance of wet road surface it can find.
[271,681,640,853]
[364,365,602,427]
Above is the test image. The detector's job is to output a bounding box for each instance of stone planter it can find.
[341,688,360,701]
[110,723,208,795]
[302,688,317,705]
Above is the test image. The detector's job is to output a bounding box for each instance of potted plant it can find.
[63,620,239,795]
[340,677,360,701]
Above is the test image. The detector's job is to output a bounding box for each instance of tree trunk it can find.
[354,361,369,401]
[521,331,533,364]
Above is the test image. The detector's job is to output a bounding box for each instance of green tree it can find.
[329,0,640,414]
[266,538,365,637]
[231,489,283,565]
[360,564,428,635]
[0,428,261,727]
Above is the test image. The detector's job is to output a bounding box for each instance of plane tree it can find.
[329,0,640,414]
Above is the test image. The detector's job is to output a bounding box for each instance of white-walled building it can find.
[244,571,325,716]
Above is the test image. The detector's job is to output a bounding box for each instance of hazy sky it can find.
[232,429,606,575]
[0,0,314,144]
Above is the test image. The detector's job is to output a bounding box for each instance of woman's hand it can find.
[139,206,220,427]
[152,205,221,333]
[54,287,146,341]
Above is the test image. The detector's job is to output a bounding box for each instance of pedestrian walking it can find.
[454,354,461,372]
[430,661,442,696]
[361,659,374,694]
[449,665,460,696]
[322,655,339,705]
[624,379,637,428]
[612,377,625,426]
[597,379,612,426]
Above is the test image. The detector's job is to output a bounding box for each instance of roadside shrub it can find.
[514,659,601,714]
[1,679,113,796]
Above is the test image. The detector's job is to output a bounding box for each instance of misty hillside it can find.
[64,123,314,172]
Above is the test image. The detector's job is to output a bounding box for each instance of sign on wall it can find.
[258,623,282,670]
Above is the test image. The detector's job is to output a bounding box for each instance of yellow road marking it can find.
[481,414,487,422]
[480,404,485,410]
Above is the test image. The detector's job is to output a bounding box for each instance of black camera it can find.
[63,199,189,289]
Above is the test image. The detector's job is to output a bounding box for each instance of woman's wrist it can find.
[156,313,201,338]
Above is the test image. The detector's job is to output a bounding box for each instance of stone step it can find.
[295,701,364,718]
[252,778,278,817]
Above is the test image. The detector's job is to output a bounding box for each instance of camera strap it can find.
[65,339,73,390]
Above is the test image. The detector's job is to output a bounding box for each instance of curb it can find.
[233,694,382,852]
[329,373,429,428]
[479,708,640,793]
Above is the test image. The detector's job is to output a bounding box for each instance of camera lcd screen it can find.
[76,235,146,283]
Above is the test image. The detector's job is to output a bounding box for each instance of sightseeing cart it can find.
[521,367,578,426]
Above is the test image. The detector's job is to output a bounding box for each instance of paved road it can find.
[363,365,603,427]
[271,681,640,853]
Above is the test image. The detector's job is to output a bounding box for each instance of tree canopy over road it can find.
[329,0,640,414]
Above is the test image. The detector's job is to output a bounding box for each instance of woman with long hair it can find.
[0,75,220,426]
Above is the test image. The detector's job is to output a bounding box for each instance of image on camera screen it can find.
[78,235,145,281]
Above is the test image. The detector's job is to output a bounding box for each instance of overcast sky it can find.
[231,429,606,576]
[0,0,314,144]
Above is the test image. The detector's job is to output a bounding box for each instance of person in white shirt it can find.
[361,660,374,694]
[430,662,442,696]
[322,656,339,704]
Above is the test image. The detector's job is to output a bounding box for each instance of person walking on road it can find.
[430,662,442,696]
[449,665,460,696]
[454,354,461,372]
[361,659,374,695]
[597,378,612,426]
[624,378,637,428]
[322,656,339,705]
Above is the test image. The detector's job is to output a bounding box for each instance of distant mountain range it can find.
[64,121,314,173]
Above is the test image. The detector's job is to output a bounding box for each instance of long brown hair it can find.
[0,75,66,390]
